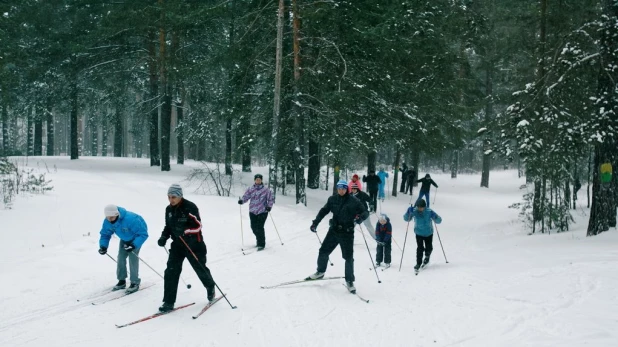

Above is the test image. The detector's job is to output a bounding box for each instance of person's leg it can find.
[376,244,384,264]
[117,240,129,282]
[256,213,268,247]
[162,240,185,304]
[424,234,434,261]
[415,235,424,266]
[249,213,260,246]
[185,240,216,289]
[338,233,355,282]
[128,246,141,285]
[317,230,338,273]
[385,242,392,264]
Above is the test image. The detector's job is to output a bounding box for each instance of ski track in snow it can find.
[0,156,617,347]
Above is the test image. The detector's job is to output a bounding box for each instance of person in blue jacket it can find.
[98,204,148,293]
[375,214,392,268]
[403,199,442,271]
[377,167,389,201]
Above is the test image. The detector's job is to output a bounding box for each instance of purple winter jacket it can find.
[241,184,275,215]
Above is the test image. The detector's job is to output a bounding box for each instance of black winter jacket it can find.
[160,198,204,243]
[416,177,438,192]
[363,174,382,192]
[313,193,369,231]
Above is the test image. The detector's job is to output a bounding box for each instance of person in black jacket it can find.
[405,167,417,195]
[157,184,217,313]
[308,180,369,293]
[362,170,382,212]
[351,183,375,238]
[399,163,409,193]
[415,174,439,208]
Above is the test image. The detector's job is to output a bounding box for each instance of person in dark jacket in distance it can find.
[363,170,382,212]
[157,184,216,313]
[405,167,417,195]
[308,180,369,293]
[350,183,375,238]
[374,214,392,268]
[415,174,439,207]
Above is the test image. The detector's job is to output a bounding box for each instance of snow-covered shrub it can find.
[186,162,236,197]
[0,158,53,209]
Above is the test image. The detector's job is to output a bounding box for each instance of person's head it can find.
[425,173,430,178]
[379,166,385,172]
[369,170,375,175]
[167,183,183,206]
[379,214,388,225]
[415,199,426,211]
[336,180,348,196]
[254,174,263,185]
[350,183,359,194]
[104,204,119,223]
[352,174,359,182]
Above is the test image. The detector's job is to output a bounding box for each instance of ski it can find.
[415,263,429,275]
[341,284,369,303]
[91,283,155,305]
[261,276,345,289]
[381,264,391,272]
[192,295,224,319]
[115,302,195,328]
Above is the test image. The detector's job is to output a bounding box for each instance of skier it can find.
[238,174,275,251]
[399,162,409,193]
[347,173,363,193]
[308,180,369,293]
[377,167,389,201]
[362,170,382,212]
[157,184,216,313]
[98,205,148,293]
[350,183,375,237]
[405,166,417,195]
[375,214,392,268]
[415,173,439,207]
[403,199,442,271]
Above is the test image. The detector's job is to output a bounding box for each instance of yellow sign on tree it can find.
[600,162,612,184]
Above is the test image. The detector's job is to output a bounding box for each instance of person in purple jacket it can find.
[238,174,275,251]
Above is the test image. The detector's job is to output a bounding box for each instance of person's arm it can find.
[431,210,442,224]
[384,223,392,242]
[99,221,113,248]
[241,186,254,203]
[130,215,149,248]
[431,179,439,188]
[266,188,275,208]
[184,203,202,235]
[313,198,332,226]
[356,199,369,221]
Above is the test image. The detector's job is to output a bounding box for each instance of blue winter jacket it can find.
[403,207,442,237]
[375,216,392,242]
[99,207,149,249]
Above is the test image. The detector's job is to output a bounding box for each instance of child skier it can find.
[403,199,442,272]
[375,214,392,268]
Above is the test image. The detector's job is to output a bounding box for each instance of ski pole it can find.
[239,202,246,254]
[178,236,237,309]
[315,232,334,266]
[106,253,117,263]
[433,222,449,263]
[358,224,381,283]
[269,212,284,245]
[130,251,165,280]
[164,248,191,289]
[433,187,438,206]
[398,213,412,272]
[391,237,403,252]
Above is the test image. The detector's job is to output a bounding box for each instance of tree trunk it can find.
[225,118,232,175]
[292,0,305,205]
[332,159,340,196]
[159,5,171,172]
[240,113,251,172]
[70,81,79,160]
[270,0,284,195]
[113,105,123,157]
[2,103,8,156]
[148,31,160,166]
[34,106,43,156]
[307,139,320,189]
[27,108,34,156]
[411,150,420,186]
[46,98,54,156]
[367,150,377,173]
[101,116,108,157]
[480,66,492,188]
[90,115,98,156]
[450,150,458,178]
[392,147,401,197]
[175,95,184,165]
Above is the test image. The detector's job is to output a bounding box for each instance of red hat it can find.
[353,174,359,179]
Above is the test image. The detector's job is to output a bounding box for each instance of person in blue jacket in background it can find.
[375,214,392,268]
[377,167,389,201]
[98,204,148,293]
[403,199,442,271]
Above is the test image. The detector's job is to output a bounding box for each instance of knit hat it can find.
[336,180,348,189]
[350,183,359,189]
[352,174,359,180]
[379,214,388,222]
[168,183,183,197]
[254,174,263,181]
[104,204,119,217]
[415,199,427,208]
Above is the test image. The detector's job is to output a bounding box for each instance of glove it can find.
[355,217,363,225]
[310,223,317,232]
[265,206,271,212]
[123,243,135,252]
[98,247,107,255]
[157,237,167,247]
[238,199,243,205]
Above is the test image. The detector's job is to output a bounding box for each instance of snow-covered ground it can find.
[0,157,616,347]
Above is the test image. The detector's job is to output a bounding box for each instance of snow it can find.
[1,157,617,347]
[517,119,529,127]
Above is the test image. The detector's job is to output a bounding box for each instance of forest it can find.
[0,0,616,235]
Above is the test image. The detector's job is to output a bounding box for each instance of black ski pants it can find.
[368,189,378,212]
[317,228,355,282]
[415,234,433,265]
[250,212,268,248]
[400,175,407,192]
[163,236,215,304]
[376,241,392,264]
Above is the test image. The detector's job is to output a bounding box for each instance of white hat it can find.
[104,204,119,217]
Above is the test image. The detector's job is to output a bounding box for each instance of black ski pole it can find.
[398,213,413,272]
[106,253,117,263]
[164,248,191,289]
[315,232,334,266]
[358,224,381,283]
[269,212,284,245]
[433,222,448,263]
[178,236,237,309]
[130,251,164,280]
[433,187,438,206]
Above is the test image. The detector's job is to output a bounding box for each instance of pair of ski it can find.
[370,264,391,272]
[115,295,224,328]
[77,283,155,305]
[415,262,429,275]
[261,276,369,303]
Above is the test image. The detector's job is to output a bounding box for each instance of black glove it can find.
[157,237,167,247]
[123,243,135,252]
[355,216,363,225]
[310,223,317,232]
[265,206,271,212]
[238,199,243,205]
[98,247,107,255]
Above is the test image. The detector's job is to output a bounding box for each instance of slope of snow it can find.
[0,157,616,347]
